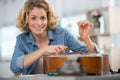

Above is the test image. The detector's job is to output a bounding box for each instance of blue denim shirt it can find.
[10,27,99,75]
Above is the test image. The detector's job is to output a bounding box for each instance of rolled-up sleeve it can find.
[65,30,88,53]
[16,56,24,70]
[64,29,99,53]
[10,37,25,73]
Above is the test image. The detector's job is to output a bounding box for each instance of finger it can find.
[81,22,88,27]
[52,52,59,55]
[53,46,63,53]
[57,45,68,52]
[77,21,84,26]
[89,23,93,27]
[82,21,90,26]
[64,46,68,51]
[51,50,59,55]
[55,47,61,53]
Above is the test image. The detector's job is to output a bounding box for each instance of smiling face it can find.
[28,7,48,35]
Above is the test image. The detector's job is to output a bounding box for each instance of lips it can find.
[34,26,44,30]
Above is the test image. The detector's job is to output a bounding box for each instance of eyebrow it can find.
[30,15,46,17]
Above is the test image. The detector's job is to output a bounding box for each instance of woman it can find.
[10,0,99,75]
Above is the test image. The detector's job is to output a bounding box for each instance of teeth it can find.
[35,27,43,28]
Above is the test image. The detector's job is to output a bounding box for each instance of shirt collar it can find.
[48,30,55,40]
[27,32,36,45]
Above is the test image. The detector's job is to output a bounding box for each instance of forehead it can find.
[29,7,47,16]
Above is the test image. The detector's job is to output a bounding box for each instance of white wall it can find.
[109,7,120,34]
[0,0,102,26]
[0,0,25,26]
[110,48,120,71]
[49,0,102,17]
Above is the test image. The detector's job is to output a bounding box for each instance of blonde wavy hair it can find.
[16,0,59,32]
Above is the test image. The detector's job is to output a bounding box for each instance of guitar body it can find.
[43,53,109,75]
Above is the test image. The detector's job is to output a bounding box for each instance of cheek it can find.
[28,19,33,26]
[43,21,48,26]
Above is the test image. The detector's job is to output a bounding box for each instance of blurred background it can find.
[0,0,120,77]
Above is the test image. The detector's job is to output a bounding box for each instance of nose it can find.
[38,20,42,26]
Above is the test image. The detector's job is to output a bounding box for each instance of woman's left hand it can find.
[77,21,93,40]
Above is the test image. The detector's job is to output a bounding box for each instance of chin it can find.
[33,30,45,35]
[35,32,43,35]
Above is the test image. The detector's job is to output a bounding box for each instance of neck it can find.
[33,31,48,43]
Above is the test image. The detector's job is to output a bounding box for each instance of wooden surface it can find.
[43,53,110,75]
[0,74,120,80]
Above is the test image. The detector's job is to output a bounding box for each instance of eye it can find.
[31,17,36,20]
[41,16,46,21]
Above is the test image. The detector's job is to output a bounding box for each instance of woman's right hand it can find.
[40,45,68,56]
[23,45,67,69]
